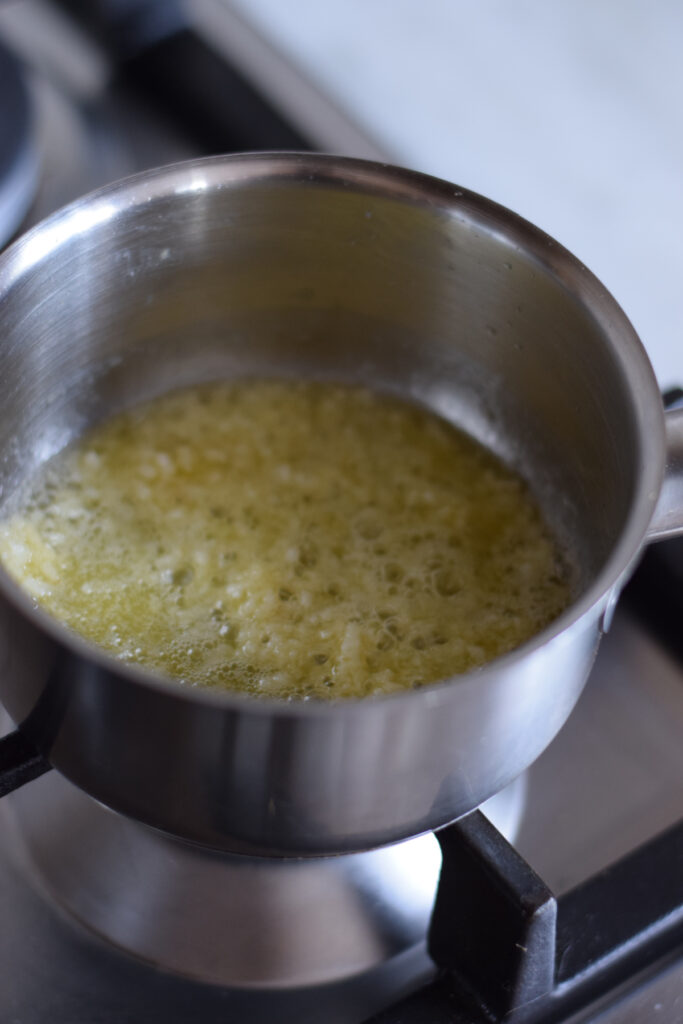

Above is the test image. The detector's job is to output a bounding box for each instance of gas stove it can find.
[0,4,682,1022]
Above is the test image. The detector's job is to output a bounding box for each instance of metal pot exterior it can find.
[0,154,670,854]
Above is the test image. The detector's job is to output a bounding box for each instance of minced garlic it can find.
[0,381,570,699]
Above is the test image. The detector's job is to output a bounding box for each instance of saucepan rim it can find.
[0,152,665,717]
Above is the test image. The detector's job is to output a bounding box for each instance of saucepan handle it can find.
[0,729,51,798]
[646,403,683,543]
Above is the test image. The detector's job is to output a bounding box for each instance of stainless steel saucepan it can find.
[0,153,681,856]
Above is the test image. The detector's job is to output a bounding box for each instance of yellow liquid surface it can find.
[0,381,570,699]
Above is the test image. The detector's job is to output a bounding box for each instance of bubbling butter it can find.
[0,381,571,699]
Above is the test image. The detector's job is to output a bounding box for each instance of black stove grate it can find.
[366,809,683,1023]
[0,729,50,798]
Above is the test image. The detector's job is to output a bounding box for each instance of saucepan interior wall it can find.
[0,174,639,599]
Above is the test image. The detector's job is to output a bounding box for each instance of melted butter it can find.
[0,381,571,699]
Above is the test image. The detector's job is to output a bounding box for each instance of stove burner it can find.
[1,743,524,1019]
[0,40,39,246]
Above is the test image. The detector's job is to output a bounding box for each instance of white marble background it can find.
[230,0,683,389]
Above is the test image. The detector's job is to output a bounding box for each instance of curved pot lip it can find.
[0,151,666,718]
